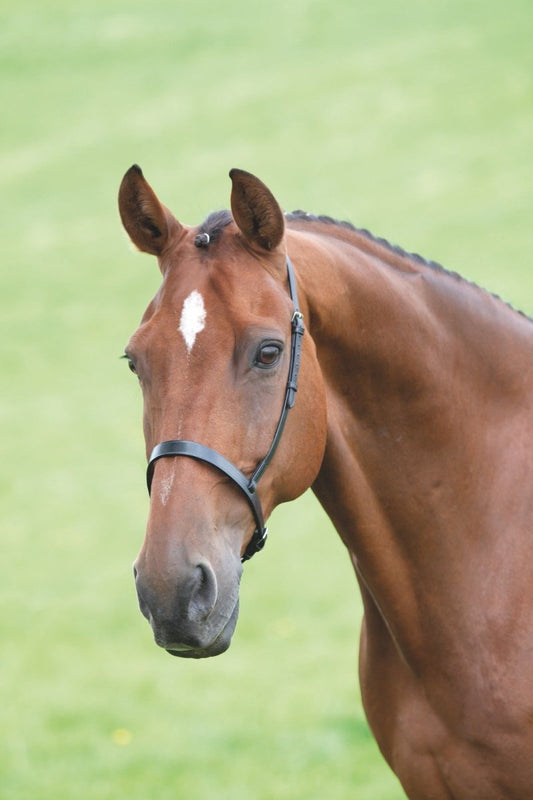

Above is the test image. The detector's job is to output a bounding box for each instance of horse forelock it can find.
[195,209,234,248]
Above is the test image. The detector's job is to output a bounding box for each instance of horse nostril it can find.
[133,560,219,631]
[133,564,152,621]
[135,584,151,622]
[188,562,218,623]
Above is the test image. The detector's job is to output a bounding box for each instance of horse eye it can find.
[122,354,137,374]
[256,343,282,368]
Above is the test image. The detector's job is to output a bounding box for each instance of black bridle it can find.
[146,255,304,562]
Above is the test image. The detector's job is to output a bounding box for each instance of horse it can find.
[118,165,533,799]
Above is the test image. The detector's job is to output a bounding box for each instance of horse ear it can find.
[118,165,180,256]
[229,169,285,251]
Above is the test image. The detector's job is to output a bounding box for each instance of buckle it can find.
[241,527,268,562]
[291,311,305,334]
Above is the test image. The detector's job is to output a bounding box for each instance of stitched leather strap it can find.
[146,440,267,561]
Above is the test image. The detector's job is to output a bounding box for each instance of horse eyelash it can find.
[120,353,135,369]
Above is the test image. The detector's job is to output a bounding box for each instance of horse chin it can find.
[163,599,240,660]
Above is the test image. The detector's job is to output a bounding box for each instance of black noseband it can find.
[147,441,268,560]
[146,255,304,562]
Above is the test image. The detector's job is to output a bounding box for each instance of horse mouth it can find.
[162,600,240,659]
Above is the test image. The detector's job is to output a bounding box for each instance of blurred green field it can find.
[1,1,532,798]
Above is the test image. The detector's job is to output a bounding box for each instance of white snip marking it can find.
[159,472,175,507]
[179,290,206,353]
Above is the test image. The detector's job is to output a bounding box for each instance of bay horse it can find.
[119,165,533,799]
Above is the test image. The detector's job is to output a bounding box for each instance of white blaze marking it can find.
[179,290,206,353]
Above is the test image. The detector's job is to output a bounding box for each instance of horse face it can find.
[119,167,327,657]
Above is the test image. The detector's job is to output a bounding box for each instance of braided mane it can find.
[196,207,527,321]
[285,209,449,275]
[284,209,530,321]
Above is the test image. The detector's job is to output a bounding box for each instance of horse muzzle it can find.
[163,600,240,659]
[133,556,242,659]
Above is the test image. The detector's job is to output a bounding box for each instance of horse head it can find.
[119,166,327,658]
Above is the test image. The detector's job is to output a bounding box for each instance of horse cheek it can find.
[277,357,327,503]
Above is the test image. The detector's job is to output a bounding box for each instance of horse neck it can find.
[293,225,533,659]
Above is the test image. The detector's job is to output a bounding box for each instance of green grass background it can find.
[2,1,532,798]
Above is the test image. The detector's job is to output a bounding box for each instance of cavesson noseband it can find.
[146,255,304,562]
